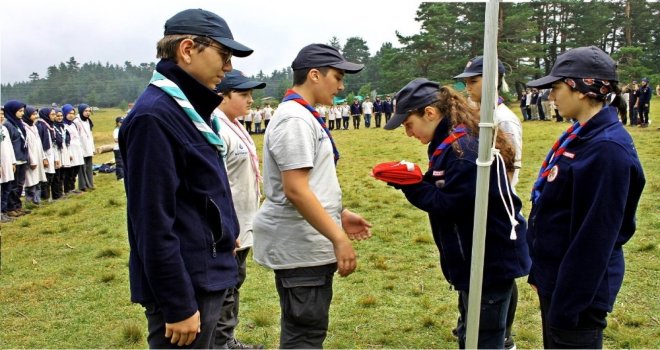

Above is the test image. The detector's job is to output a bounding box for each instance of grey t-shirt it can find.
[253,100,342,270]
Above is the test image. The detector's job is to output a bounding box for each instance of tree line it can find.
[2,0,658,107]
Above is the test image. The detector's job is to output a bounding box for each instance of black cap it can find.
[291,44,364,74]
[384,78,440,130]
[453,56,505,79]
[215,69,266,92]
[527,46,617,89]
[115,116,124,123]
[164,9,253,57]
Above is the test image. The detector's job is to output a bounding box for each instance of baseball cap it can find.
[641,77,649,83]
[453,56,505,79]
[164,9,253,57]
[291,44,364,73]
[215,69,266,92]
[384,78,440,130]
[115,116,124,123]
[527,46,618,89]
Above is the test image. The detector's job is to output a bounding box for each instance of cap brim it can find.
[329,61,364,74]
[233,81,266,90]
[215,37,253,57]
[453,72,481,79]
[383,111,408,130]
[527,75,562,89]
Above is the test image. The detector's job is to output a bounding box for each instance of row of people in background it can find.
[1,102,95,222]
[622,78,653,127]
[235,104,274,134]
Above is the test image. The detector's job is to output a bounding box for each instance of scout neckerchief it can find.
[282,89,339,164]
[531,120,585,204]
[216,111,262,199]
[150,71,226,157]
[428,124,467,169]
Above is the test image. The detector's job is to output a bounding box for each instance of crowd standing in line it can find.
[1,101,96,223]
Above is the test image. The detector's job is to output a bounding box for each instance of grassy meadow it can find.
[1,100,658,348]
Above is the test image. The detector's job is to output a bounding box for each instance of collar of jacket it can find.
[156,59,222,122]
[427,116,452,158]
[577,105,620,142]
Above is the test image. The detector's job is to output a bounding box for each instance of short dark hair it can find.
[293,67,331,86]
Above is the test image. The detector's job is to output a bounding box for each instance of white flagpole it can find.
[466,0,500,348]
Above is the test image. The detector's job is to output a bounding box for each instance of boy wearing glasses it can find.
[119,9,252,348]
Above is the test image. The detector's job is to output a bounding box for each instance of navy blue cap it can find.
[115,116,124,123]
[164,9,253,57]
[384,78,440,130]
[527,46,618,89]
[453,56,505,79]
[215,69,266,92]
[292,44,364,74]
[641,77,649,83]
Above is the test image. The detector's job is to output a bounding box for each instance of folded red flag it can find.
[371,161,423,185]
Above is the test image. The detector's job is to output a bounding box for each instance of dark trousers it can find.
[374,112,382,127]
[520,107,529,121]
[342,117,349,130]
[629,106,638,125]
[145,290,228,349]
[352,115,361,129]
[78,156,94,190]
[364,114,371,128]
[7,163,28,211]
[40,173,54,200]
[456,280,514,349]
[245,121,252,133]
[275,263,337,349]
[1,180,10,212]
[505,282,518,340]
[63,166,79,193]
[113,150,124,180]
[51,169,64,199]
[638,104,650,125]
[328,120,334,130]
[384,112,392,123]
[215,249,249,347]
[539,295,606,349]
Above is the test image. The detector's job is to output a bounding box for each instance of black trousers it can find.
[114,150,124,180]
[374,112,382,127]
[275,263,336,349]
[352,115,361,129]
[539,295,606,349]
[214,249,249,347]
[145,290,228,349]
[40,173,55,200]
[63,166,79,193]
[51,169,64,199]
[7,163,27,211]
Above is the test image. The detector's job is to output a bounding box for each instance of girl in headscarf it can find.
[526,46,645,348]
[61,104,84,195]
[36,108,58,201]
[1,107,17,221]
[76,103,95,191]
[1,100,29,216]
[52,109,70,199]
[22,106,47,204]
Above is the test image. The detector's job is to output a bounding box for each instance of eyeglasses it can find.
[193,38,232,65]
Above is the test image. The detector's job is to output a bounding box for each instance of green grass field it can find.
[1,100,658,348]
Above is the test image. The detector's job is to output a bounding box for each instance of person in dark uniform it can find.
[382,78,531,349]
[526,46,645,349]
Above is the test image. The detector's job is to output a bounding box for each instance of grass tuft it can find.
[100,273,117,283]
[107,198,122,207]
[97,228,109,235]
[636,243,655,252]
[413,234,433,244]
[252,310,274,327]
[121,321,143,344]
[359,295,377,307]
[96,248,122,258]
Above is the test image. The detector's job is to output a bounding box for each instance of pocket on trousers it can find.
[549,326,601,348]
[281,275,329,326]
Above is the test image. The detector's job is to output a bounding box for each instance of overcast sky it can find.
[0,0,425,85]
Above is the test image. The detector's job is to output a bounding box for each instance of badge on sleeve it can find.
[548,165,559,182]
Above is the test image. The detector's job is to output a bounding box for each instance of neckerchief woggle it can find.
[530,120,585,203]
[149,71,226,157]
[282,89,339,164]
[429,124,467,169]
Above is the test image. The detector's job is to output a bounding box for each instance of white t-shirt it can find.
[495,103,523,190]
[362,101,373,114]
[253,100,341,269]
[113,127,120,150]
[217,109,260,250]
